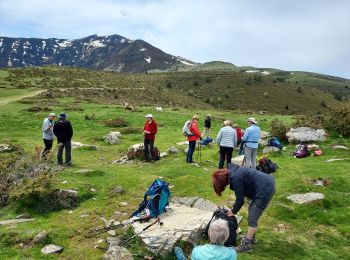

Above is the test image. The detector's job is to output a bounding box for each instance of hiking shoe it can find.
[239,235,257,244]
[235,237,252,253]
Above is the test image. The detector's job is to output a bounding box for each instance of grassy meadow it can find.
[0,73,349,259]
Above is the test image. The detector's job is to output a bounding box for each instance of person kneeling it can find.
[174,218,237,260]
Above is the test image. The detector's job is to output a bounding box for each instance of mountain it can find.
[0,34,197,72]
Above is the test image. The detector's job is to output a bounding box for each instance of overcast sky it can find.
[0,0,349,79]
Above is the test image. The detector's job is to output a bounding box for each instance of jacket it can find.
[53,120,73,142]
[242,124,261,148]
[235,127,243,141]
[192,244,237,260]
[216,126,237,148]
[42,118,54,140]
[187,121,201,141]
[143,120,157,140]
[228,164,275,214]
[204,117,211,128]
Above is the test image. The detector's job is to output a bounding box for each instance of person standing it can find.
[242,118,260,168]
[233,123,243,146]
[212,164,275,253]
[143,114,158,162]
[203,114,212,138]
[42,113,56,159]
[186,115,201,163]
[216,120,237,169]
[53,113,73,166]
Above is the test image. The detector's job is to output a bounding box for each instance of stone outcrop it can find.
[0,218,35,225]
[104,237,133,260]
[287,192,325,204]
[104,132,121,144]
[286,127,327,143]
[71,141,98,150]
[262,146,281,154]
[231,155,245,165]
[0,144,13,152]
[41,244,64,254]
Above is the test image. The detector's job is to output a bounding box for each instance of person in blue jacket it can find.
[212,164,275,253]
[242,118,261,168]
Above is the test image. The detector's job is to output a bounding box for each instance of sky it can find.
[0,0,349,79]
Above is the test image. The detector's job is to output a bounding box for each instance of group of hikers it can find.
[42,111,275,257]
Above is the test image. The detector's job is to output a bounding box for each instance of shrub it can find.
[25,106,51,112]
[324,106,350,137]
[104,117,129,127]
[292,115,325,129]
[84,113,96,120]
[193,81,199,86]
[320,100,327,108]
[119,126,142,134]
[297,86,302,93]
[270,118,288,142]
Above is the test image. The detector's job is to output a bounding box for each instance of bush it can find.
[324,106,350,137]
[104,117,129,127]
[270,118,288,142]
[193,81,199,86]
[84,113,96,120]
[292,115,325,129]
[119,126,142,134]
[320,100,327,108]
[25,106,51,112]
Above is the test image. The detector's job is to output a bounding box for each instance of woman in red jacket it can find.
[186,115,201,163]
[143,114,158,162]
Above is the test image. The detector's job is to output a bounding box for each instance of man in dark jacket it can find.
[143,114,158,162]
[203,114,211,138]
[53,113,73,166]
[212,164,275,253]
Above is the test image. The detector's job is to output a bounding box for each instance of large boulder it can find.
[104,132,121,144]
[41,244,64,254]
[0,144,13,152]
[104,237,133,260]
[71,141,98,150]
[287,192,325,204]
[231,155,245,165]
[54,189,78,208]
[286,127,327,143]
[262,146,281,154]
[127,143,159,160]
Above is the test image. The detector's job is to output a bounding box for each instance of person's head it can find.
[192,115,199,122]
[145,114,153,122]
[233,123,239,128]
[212,169,229,196]
[247,117,257,126]
[59,113,67,120]
[207,114,211,118]
[223,120,232,127]
[48,113,56,121]
[208,219,230,245]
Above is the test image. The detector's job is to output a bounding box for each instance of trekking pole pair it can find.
[197,140,202,164]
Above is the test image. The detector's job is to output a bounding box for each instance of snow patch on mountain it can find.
[0,39,3,48]
[145,57,151,63]
[42,41,46,49]
[139,48,146,51]
[246,70,259,73]
[85,40,106,48]
[261,71,270,75]
[120,38,126,43]
[58,40,72,48]
[180,60,194,66]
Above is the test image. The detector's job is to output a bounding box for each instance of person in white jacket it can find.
[216,120,237,169]
[42,113,55,159]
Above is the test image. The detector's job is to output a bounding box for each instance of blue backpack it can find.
[131,179,170,218]
[268,137,283,149]
[200,137,213,146]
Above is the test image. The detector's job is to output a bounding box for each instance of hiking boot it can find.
[235,237,252,253]
[239,234,257,244]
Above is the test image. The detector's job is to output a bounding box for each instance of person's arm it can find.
[232,129,237,148]
[151,122,157,134]
[42,120,52,132]
[216,128,223,145]
[231,176,245,214]
[242,127,250,142]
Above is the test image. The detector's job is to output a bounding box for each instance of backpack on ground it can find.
[257,157,278,174]
[130,179,170,218]
[268,137,283,149]
[182,120,193,137]
[203,208,237,247]
[152,147,160,161]
[293,144,309,158]
[200,137,213,146]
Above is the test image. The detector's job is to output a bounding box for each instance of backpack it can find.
[293,144,309,158]
[130,179,170,218]
[268,137,283,149]
[152,147,160,161]
[257,157,278,174]
[204,208,237,247]
[182,120,193,137]
[200,137,213,146]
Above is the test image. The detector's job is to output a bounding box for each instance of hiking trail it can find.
[0,89,46,106]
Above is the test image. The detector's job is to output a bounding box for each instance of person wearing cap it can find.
[53,113,73,166]
[242,118,261,168]
[143,114,158,162]
[203,114,212,138]
[186,115,201,163]
[212,164,275,253]
[216,120,237,169]
[42,113,56,159]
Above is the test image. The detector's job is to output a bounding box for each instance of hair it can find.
[233,123,238,128]
[223,120,232,126]
[212,169,228,196]
[192,115,199,120]
[208,219,230,245]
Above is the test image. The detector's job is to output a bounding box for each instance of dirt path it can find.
[0,89,46,106]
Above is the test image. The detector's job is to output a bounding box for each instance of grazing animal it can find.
[155,107,163,112]
[124,102,134,112]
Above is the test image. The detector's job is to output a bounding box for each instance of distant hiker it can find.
[242,118,261,168]
[186,115,201,163]
[203,114,212,138]
[174,218,237,260]
[143,114,158,162]
[216,120,237,169]
[212,164,275,253]
[233,124,243,146]
[53,113,73,166]
[42,112,56,159]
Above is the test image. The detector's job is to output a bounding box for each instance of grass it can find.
[0,86,349,259]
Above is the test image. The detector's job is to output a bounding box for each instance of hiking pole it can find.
[119,217,161,247]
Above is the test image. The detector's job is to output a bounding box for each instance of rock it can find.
[90,188,96,192]
[325,158,346,163]
[120,202,128,206]
[132,203,213,256]
[167,147,179,154]
[231,155,245,165]
[259,138,269,146]
[184,148,189,154]
[311,178,330,187]
[55,189,79,208]
[260,131,271,139]
[160,152,168,158]
[127,143,159,160]
[192,198,218,212]
[286,127,327,143]
[262,146,281,154]
[104,132,121,145]
[79,214,89,218]
[287,192,325,204]
[176,141,189,146]
[273,223,289,233]
[76,169,91,173]
[27,231,48,247]
[71,141,98,150]
[15,214,32,219]
[107,230,116,236]
[104,244,133,260]
[171,196,200,207]
[112,186,125,194]
[331,145,348,150]
[0,218,35,225]
[112,155,130,164]
[41,244,64,254]
[0,144,13,152]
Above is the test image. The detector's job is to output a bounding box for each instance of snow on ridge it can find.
[245,70,259,73]
[139,48,146,51]
[57,40,72,48]
[85,40,106,48]
[42,40,46,49]
[145,57,151,63]
[261,71,270,75]
[24,41,31,46]
[180,60,194,66]
[120,38,126,43]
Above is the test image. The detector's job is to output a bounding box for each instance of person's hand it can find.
[227,210,234,217]
[144,130,150,134]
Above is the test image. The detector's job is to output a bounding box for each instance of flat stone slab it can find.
[71,141,98,150]
[0,218,35,225]
[331,145,348,150]
[287,192,325,204]
[176,141,189,146]
[231,155,245,166]
[325,158,346,163]
[286,127,327,143]
[41,244,64,254]
[262,146,281,154]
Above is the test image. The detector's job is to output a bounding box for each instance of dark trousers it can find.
[219,146,233,169]
[186,141,197,163]
[42,139,53,159]
[57,140,71,164]
[144,138,154,161]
